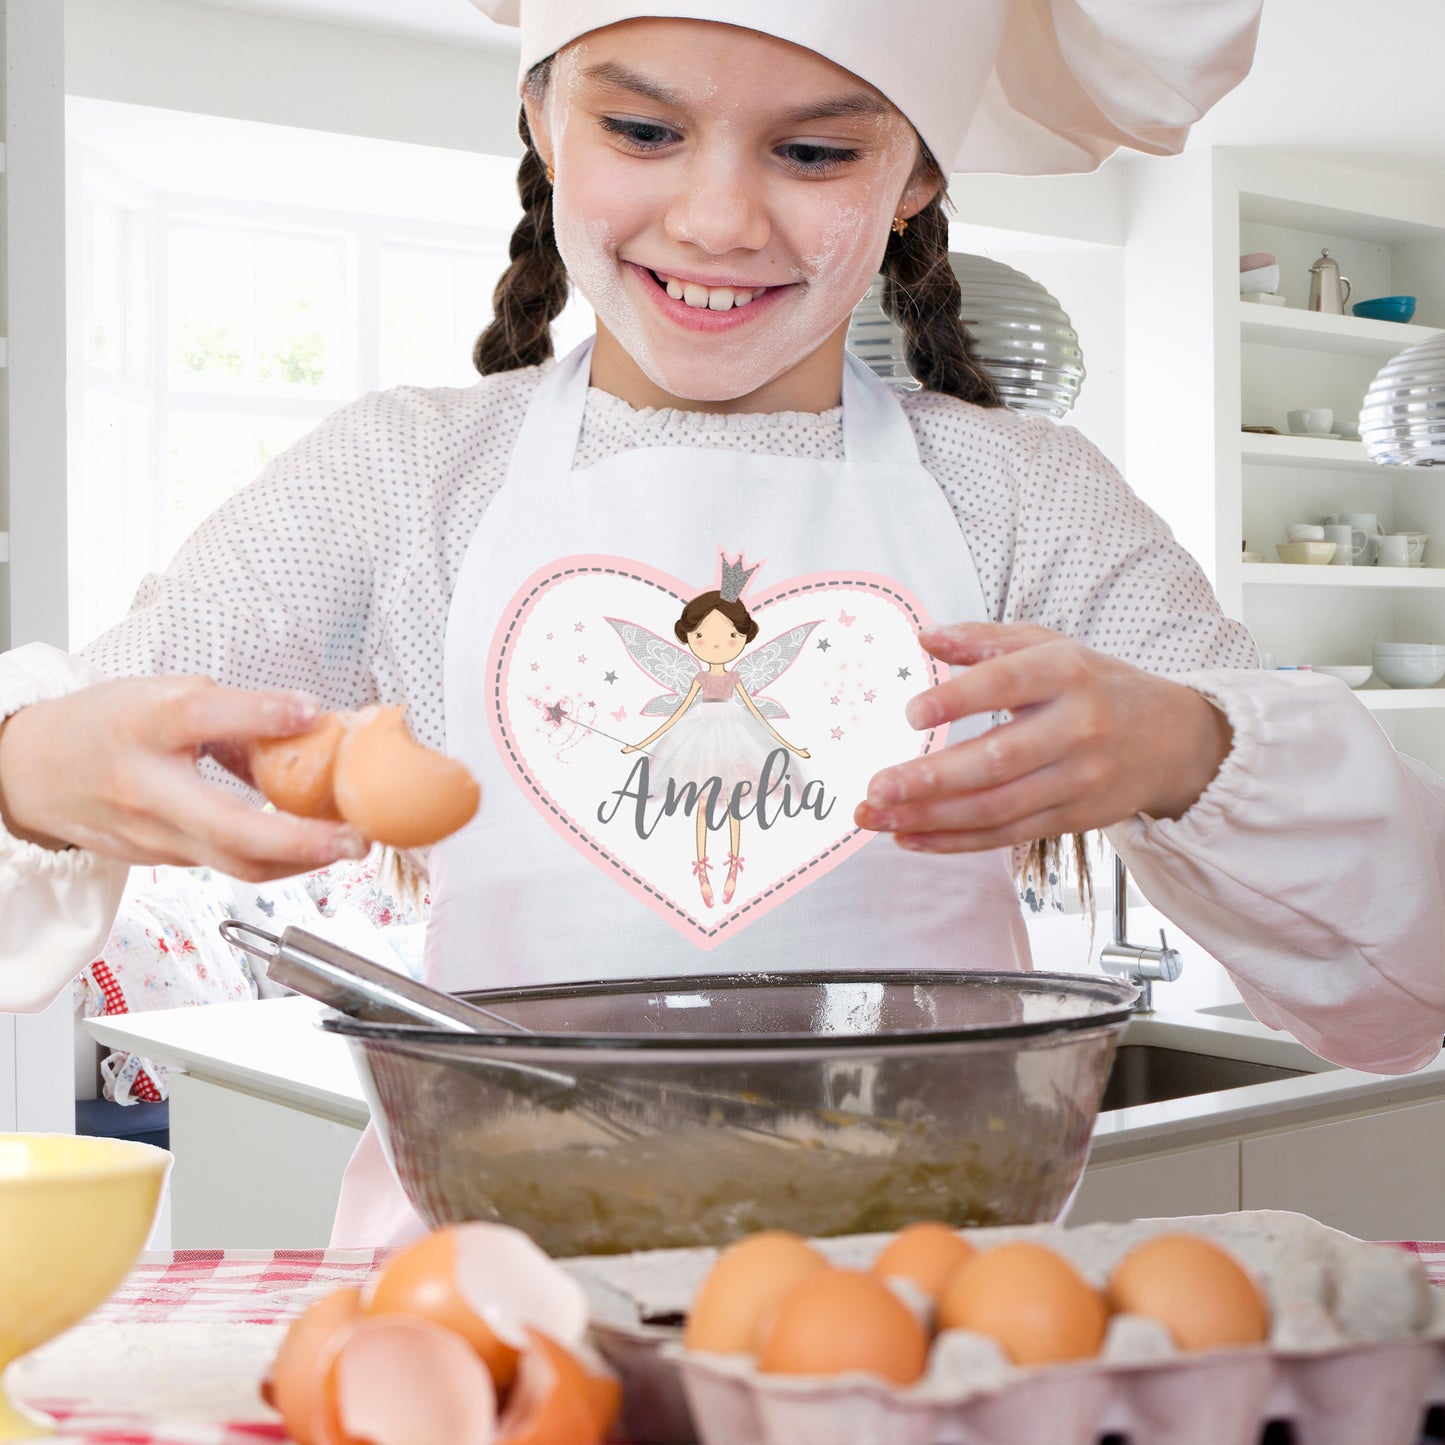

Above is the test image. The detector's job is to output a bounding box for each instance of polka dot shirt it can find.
[82,365,1257,748]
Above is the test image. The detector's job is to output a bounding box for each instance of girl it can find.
[620,562,811,908]
[1,1,1442,1249]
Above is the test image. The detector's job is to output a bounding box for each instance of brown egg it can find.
[495,1331,615,1445]
[871,1221,977,1303]
[365,1223,588,1394]
[311,1314,498,1445]
[1108,1233,1270,1351]
[246,712,348,820]
[757,1268,929,1385]
[937,1241,1108,1366]
[333,705,481,848]
[683,1231,830,1355]
[265,1285,363,1445]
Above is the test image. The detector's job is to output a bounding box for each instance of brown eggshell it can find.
[936,1241,1108,1366]
[871,1221,978,1303]
[246,712,347,820]
[496,1331,612,1445]
[312,1315,498,1445]
[683,1230,830,1355]
[757,1269,929,1385]
[332,704,480,848]
[1107,1232,1270,1351]
[265,1285,363,1445]
[364,1222,588,1395]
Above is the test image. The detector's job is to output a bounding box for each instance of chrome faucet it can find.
[1100,853,1182,1011]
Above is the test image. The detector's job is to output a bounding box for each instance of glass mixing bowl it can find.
[322,970,1136,1256]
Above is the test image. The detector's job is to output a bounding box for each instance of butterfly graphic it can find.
[605,616,820,719]
[611,706,627,721]
[838,608,857,627]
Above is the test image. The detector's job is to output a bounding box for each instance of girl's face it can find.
[529,19,935,415]
[687,609,749,665]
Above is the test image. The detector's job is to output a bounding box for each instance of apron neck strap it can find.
[506,336,923,482]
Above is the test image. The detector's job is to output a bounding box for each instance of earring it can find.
[891,215,909,236]
[545,163,556,185]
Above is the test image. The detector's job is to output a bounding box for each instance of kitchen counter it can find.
[85,997,1445,1245]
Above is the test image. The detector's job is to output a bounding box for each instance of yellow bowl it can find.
[0,1134,170,1440]
[1276,541,1337,565]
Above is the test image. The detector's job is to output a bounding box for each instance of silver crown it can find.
[718,553,760,602]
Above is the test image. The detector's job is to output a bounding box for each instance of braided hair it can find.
[473,62,569,376]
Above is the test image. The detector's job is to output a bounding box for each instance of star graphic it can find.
[530,662,540,672]
[816,638,831,652]
[863,689,876,703]
[578,654,587,664]
[830,695,840,706]
[546,632,554,641]
[604,671,618,684]
[574,621,586,633]
[898,667,911,680]
[864,633,874,643]
[544,703,566,724]
[830,726,844,740]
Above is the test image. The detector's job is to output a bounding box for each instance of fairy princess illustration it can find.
[612,555,814,908]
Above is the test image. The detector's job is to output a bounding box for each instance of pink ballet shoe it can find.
[723,852,744,904]
[692,855,714,908]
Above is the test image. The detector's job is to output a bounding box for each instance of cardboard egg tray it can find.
[564,1211,1445,1445]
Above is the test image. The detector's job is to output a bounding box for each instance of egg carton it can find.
[565,1211,1445,1445]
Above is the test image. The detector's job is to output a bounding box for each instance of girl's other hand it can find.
[0,676,369,880]
[854,623,1233,853]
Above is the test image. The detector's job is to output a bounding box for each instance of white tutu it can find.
[647,700,805,795]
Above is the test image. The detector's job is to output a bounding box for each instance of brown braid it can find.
[473,64,569,375]
[882,156,1089,905]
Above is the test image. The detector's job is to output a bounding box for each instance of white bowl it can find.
[1370,641,1445,656]
[1370,653,1445,688]
[1240,263,1280,294]
[1313,665,1373,689]
[1242,292,1288,306]
[1277,541,1336,565]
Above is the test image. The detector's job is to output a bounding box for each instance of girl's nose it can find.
[664,164,770,255]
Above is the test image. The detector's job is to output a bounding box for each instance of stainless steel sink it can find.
[1100,1044,1308,1111]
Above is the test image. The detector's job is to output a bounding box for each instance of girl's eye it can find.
[777,142,861,174]
[600,116,678,151]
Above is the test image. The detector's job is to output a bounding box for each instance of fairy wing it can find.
[606,617,701,717]
[734,621,820,718]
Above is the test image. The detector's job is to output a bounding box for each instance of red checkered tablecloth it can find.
[9,1243,1445,1443]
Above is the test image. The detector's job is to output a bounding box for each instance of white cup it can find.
[1321,524,1357,565]
[1287,407,1334,435]
[1378,534,1425,567]
[1400,530,1429,566]
[1326,513,1382,564]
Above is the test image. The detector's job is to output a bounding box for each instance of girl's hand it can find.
[0,676,368,881]
[854,623,1233,853]
[621,744,638,755]
[793,747,811,760]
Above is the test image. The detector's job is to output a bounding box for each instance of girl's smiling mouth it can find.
[626,261,792,331]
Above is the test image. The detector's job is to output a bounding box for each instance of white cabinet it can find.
[1069,1141,1239,1226]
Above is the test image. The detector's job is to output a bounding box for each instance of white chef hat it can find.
[468,0,1262,177]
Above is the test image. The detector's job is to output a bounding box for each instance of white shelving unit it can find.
[1123,149,1445,775]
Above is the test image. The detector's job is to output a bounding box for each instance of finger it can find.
[866,705,1076,809]
[200,738,256,786]
[904,644,1083,732]
[152,681,322,752]
[917,621,1063,667]
[856,757,1077,838]
[892,801,1086,855]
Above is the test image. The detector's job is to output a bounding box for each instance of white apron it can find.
[330,342,1030,1245]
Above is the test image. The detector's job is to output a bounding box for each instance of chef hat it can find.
[469,0,1262,177]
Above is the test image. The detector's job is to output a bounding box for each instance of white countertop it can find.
[83,994,1445,1158]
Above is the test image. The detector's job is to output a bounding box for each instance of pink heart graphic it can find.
[488,555,942,948]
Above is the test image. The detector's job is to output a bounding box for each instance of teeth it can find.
[657,274,765,311]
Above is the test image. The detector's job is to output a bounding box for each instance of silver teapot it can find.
[1307,248,1353,314]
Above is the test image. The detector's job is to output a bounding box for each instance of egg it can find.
[936,1241,1108,1366]
[683,1230,830,1355]
[333,704,481,848]
[494,1330,618,1445]
[757,1268,930,1385]
[871,1221,977,1303]
[365,1222,589,1394]
[265,1285,363,1445]
[312,1314,498,1445]
[1108,1232,1270,1351]
[246,711,349,821]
